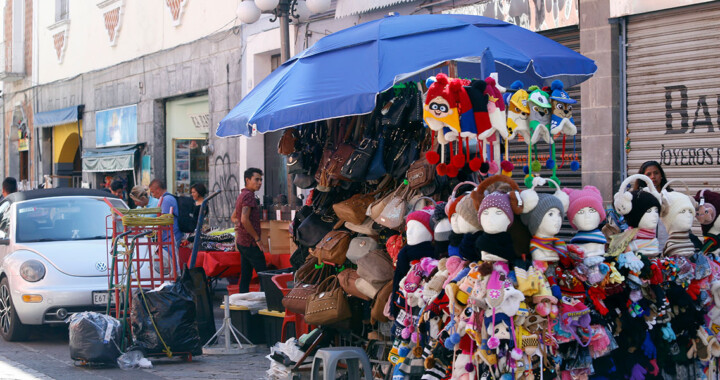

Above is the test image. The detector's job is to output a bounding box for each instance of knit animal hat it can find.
[660,181,697,227]
[407,209,434,238]
[562,186,607,230]
[613,174,662,228]
[549,80,577,104]
[519,176,569,236]
[695,190,720,234]
[478,192,514,226]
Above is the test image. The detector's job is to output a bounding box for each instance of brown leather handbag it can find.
[313,230,352,265]
[371,281,393,323]
[304,275,351,325]
[333,192,377,225]
[277,127,298,155]
[337,269,370,301]
[357,249,394,285]
[314,118,357,184]
[281,258,332,315]
[406,133,436,190]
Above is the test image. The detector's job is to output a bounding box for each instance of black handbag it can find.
[287,152,306,175]
[340,137,377,181]
[296,213,337,248]
[293,173,316,189]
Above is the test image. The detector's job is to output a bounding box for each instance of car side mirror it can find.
[0,238,9,245]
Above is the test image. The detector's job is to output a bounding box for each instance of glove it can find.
[641,331,656,359]
[619,252,644,273]
[648,359,659,376]
[608,263,625,284]
[686,281,701,301]
[630,364,647,380]
[650,261,664,285]
[661,324,676,342]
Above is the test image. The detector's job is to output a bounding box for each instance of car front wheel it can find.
[0,277,29,341]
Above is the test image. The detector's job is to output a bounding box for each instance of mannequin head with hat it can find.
[520,177,569,262]
[695,189,720,236]
[406,209,434,246]
[564,186,607,257]
[660,181,697,235]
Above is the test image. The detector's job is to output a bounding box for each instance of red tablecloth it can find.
[179,248,292,279]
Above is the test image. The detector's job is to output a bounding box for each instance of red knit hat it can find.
[406,209,434,238]
[425,74,456,106]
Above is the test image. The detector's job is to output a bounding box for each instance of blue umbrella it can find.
[217,14,596,137]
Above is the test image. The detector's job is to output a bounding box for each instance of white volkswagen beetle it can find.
[0,188,127,341]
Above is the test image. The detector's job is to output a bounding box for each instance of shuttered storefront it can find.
[626,2,720,194]
[506,26,582,189]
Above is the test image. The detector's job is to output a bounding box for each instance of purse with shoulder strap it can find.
[304,275,351,325]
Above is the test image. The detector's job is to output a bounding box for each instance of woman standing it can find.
[633,160,668,193]
[190,183,209,227]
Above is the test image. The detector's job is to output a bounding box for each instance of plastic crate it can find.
[225,305,266,345]
[258,268,293,312]
[260,309,295,346]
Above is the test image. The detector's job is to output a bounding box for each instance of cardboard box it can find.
[260,220,294,255]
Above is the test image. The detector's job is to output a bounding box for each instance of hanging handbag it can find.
[304,275,352,325]
[313,230,352,266]
[346,236,379,263]
[344,217,379,236]
[287,152,306,175]
[371,281,393,323]
[406,131,436,190]
[315,118,357,184]
[293,173,316,189]
[337,269,371,301]
[295,213,337,248]
[357,248,394,285]
[377,185,415,230]
[340,137,378,181]
[282,258,333,315]
[333,192,377,225]
[277,127,298,155]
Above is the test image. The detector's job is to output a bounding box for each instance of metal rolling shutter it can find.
[506,26,582,190]
[626,2,720,194]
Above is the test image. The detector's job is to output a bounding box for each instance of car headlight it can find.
[20,260,46,282]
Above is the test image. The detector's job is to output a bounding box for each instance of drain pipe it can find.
[618,17,628,180]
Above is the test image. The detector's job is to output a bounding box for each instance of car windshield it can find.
[15,197,125,243]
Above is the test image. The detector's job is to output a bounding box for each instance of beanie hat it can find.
[478,191,514,226]
[406,209,434,238]
[624,190,661,228]
[430,201,448,231]
[520,193,564,236]
[456,195,482,231]
[425,74,457,106]
[563,186,606,230]
[695,190,720,234]
[549,80,577,104]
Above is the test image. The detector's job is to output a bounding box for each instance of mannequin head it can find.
[434,218,452,241]
[694,190,720,235]
[563,186,606,231]
[480,207,512,234]
[451,213,481,235]
[571,207,601,232]
[637,206,659,230]
[407,220,433,245]
[535,208,563,238]
[661,191,696,234]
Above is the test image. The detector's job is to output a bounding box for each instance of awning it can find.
[82,144,142,173]
[334,0,418,18]
[34,105,84,128]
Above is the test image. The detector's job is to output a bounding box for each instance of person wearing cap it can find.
[129,185,159,209]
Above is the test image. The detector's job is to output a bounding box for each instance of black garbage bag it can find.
[130,281,202,356]
[68,311,122,365]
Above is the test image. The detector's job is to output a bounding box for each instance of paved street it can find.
[0,287,272,380]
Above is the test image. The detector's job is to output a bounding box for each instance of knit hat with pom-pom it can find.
[623,190,661,228]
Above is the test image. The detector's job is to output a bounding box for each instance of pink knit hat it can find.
[562,186,606,230]
[406,209,434,238]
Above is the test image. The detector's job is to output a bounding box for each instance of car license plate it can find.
[92,291,116,305]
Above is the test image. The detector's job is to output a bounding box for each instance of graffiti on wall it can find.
[444,0,579,32]
[210,153,240,228]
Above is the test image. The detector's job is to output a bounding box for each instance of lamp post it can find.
[236,0,330,208]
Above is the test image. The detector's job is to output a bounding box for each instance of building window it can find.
[270,54,281,71]
[55,0,69,22]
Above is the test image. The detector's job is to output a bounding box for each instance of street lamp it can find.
[236,0,331,61]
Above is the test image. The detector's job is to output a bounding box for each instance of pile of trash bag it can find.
[68,311,122,365]
[130,281,202,356]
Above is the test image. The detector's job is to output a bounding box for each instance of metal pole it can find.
[279,0,297,209]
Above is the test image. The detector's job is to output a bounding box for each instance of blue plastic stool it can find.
[311,347,372,380]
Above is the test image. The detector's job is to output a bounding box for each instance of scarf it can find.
[458,231,482,262]
[569,229,607,245]
[701,233,720,255]
[663,231,695,257]
[628,228,660,257]
[530,236,567,262]
[474,232,515,262]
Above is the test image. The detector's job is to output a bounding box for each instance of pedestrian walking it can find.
[234,168,267,293]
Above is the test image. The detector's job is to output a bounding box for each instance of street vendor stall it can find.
[217,13,720,380]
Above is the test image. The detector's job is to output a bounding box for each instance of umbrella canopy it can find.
[217,13,596,137]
